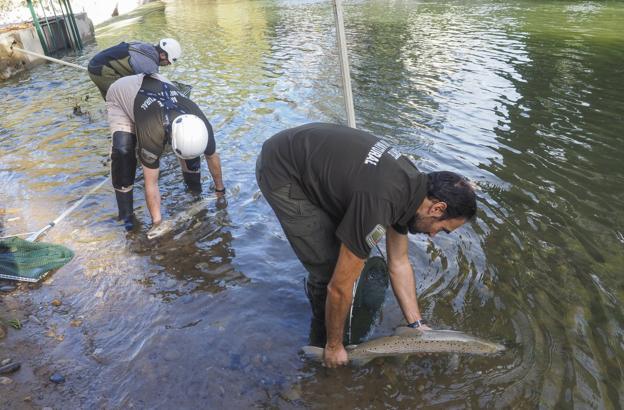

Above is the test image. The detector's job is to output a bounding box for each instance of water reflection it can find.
[131,206,248,296]
[0,0,623,408]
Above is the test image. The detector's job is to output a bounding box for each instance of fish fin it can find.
[349,355,374,367]
[385,355,410,366]
[300,346,324,362]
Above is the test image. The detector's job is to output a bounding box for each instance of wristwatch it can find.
[407,319,428,328]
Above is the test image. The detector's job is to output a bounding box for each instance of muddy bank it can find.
[0,282,72,409]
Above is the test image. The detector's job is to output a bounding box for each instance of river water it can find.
[1,0,623,408]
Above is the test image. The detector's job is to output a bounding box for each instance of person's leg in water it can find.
[111,131,137,231]
[256,156,340,346]
[179,156,202,193]
[88,71,119,100]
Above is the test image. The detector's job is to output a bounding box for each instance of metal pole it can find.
[38,0,60,53]
[332,0,356,128]
[10,44,87,71]
[47,0,68,51]
[26,176,110,242]
[54,0,74,50]
[62,0,83,51]
[26,0,49,55]
[59,0,79,51]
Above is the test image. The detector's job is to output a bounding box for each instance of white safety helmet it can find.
[159,38,182,64]
[171,114,208,159]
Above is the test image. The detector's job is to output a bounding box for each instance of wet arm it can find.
[142,165,162,224]
[205,153,225,192]
[324,243,365,366]
[386,227,424,325]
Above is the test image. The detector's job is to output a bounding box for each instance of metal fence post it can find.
[26,0,50,55]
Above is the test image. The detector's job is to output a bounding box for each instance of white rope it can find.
[10,44,87,71]
[332,0,356,128]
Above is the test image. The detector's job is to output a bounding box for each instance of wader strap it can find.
[128,44,156,60]
[138,80,187,141]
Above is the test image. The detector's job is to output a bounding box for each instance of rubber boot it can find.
[115,190,134,231]
[183,171,202,193]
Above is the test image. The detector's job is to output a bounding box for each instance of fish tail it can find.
[301,346,324,362]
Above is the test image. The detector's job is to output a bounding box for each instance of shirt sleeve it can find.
[335,192,394,259]
[128,42,160,75]
[183,99,216,156]
[391,223,408,235]
[202,116,215,156]
[136,109,165,169]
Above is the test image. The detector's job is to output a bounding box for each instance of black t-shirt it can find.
[259,123,428,258]
[133,76,215,169]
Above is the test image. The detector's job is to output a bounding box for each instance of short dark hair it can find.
[426,171,477,221]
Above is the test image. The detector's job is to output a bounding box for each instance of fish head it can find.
[146,219,175,240]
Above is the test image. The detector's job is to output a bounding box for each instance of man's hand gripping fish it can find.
[301,326,505,366]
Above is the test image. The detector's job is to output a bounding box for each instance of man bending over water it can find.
[106,73,225,230]
[256,123,476,368]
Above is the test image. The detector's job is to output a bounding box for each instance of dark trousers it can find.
[256,155,387,346]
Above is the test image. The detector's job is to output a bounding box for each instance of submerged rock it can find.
[0,376,12,385]
[49,372,65,383]
[0,361,20,375]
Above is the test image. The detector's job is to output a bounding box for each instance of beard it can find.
[407,213,440,234]
[407,215,424,234]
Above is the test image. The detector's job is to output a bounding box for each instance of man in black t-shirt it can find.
[106,73,225,230]
[256,123,476,368]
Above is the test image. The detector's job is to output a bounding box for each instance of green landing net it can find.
[0,237,74,283]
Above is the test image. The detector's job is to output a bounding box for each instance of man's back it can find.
[258,123,428,258]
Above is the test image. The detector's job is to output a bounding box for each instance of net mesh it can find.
[0,237,74,282]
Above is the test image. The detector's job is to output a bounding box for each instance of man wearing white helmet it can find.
[105,73,225,230]
[88,38,182,99]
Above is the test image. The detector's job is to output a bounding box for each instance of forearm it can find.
[325,284,354,348]
[388,263,423,324]
[386,227,423,324]
[325,244,365,348]
[205,153,224,191]
[142,166,162,224]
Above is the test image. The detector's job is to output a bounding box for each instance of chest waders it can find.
[88,42,135,99]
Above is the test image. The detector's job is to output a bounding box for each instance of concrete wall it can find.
[0,0,156,27]
[0,12,93,81]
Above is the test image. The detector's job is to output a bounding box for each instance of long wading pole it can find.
[26,176,110,242]
[10,43,87,71]
[332,0,356,128]
[26,0,49,55]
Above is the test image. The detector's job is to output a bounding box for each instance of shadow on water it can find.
[129,206,249,297]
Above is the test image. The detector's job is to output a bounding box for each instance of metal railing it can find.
[26,0,83,55]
